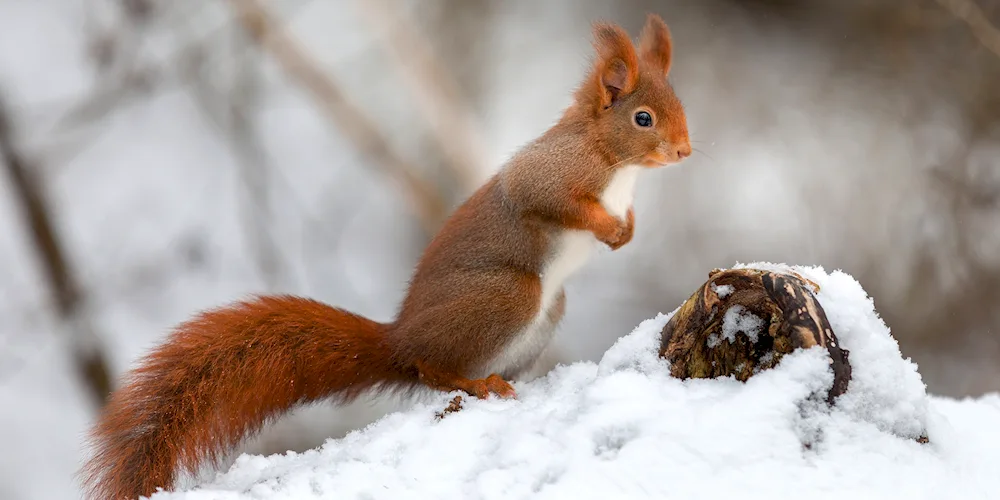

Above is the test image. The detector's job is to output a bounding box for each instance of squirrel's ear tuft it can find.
[638,13,673,77]
[585,22,638,110]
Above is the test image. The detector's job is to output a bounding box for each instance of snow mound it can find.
[156,264,1000,500]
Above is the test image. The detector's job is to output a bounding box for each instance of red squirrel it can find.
[80,13,691,500]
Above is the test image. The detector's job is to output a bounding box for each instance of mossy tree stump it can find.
[659,268,852,404]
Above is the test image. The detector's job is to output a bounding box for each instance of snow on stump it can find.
[659,267,852,404]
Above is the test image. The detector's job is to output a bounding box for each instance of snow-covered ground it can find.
[154,264,1000,500]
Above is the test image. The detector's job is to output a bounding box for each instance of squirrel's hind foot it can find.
[416,362,518,400]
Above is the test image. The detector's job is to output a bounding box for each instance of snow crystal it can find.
[705,304,764,348]
[711,282,735,298]
[153,263,1000,500]
[723,304,764,343]
[758,350,776,365]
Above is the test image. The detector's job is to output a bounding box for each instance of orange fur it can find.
[639,13,673,75]
[589,22,640,108]
[79,13,692,499]
[80,296,414,500]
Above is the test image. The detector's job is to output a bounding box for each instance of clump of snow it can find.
[711,281,735,298]
[759,350,776,366]
[707,304,765,347]
[153,264,1000,500]
[732,262,930,439]
[722,305,765,343]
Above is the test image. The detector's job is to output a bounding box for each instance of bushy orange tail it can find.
[80,295,414,500]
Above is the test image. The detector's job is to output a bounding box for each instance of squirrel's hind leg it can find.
[415,361,517,399]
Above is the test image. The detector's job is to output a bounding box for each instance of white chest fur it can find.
[538,164,640,310]
[599,164,641,220]
[485,165,642,378]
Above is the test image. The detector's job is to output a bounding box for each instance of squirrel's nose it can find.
[676,143,692,160]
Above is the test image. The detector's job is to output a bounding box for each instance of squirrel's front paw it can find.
[594,224,623,249]
[601,208,634,251]
[616,208,636,249]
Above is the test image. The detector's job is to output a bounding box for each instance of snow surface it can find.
[153,264,1000,500]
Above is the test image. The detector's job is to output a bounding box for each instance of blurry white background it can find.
[1,0,998,498]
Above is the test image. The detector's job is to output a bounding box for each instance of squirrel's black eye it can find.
[634,111,653,127]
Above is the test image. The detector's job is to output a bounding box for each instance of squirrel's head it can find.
[572,14,691,168]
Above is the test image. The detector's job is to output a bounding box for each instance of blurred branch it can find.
[0,92,113,409]
[172,25,374,297]
[229,40,288,290]
[237,48,290,290]
[935,0,1000,59]
[928,166,1000,209]
[40,0,315,178]
[58,0,157,133]
[356,0,489,191]
[225,0,448,235]
[180,28,291,291]
[158,1,329,290]
[901,135,1000,347]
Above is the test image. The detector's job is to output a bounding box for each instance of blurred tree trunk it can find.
[0,93,113,409]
